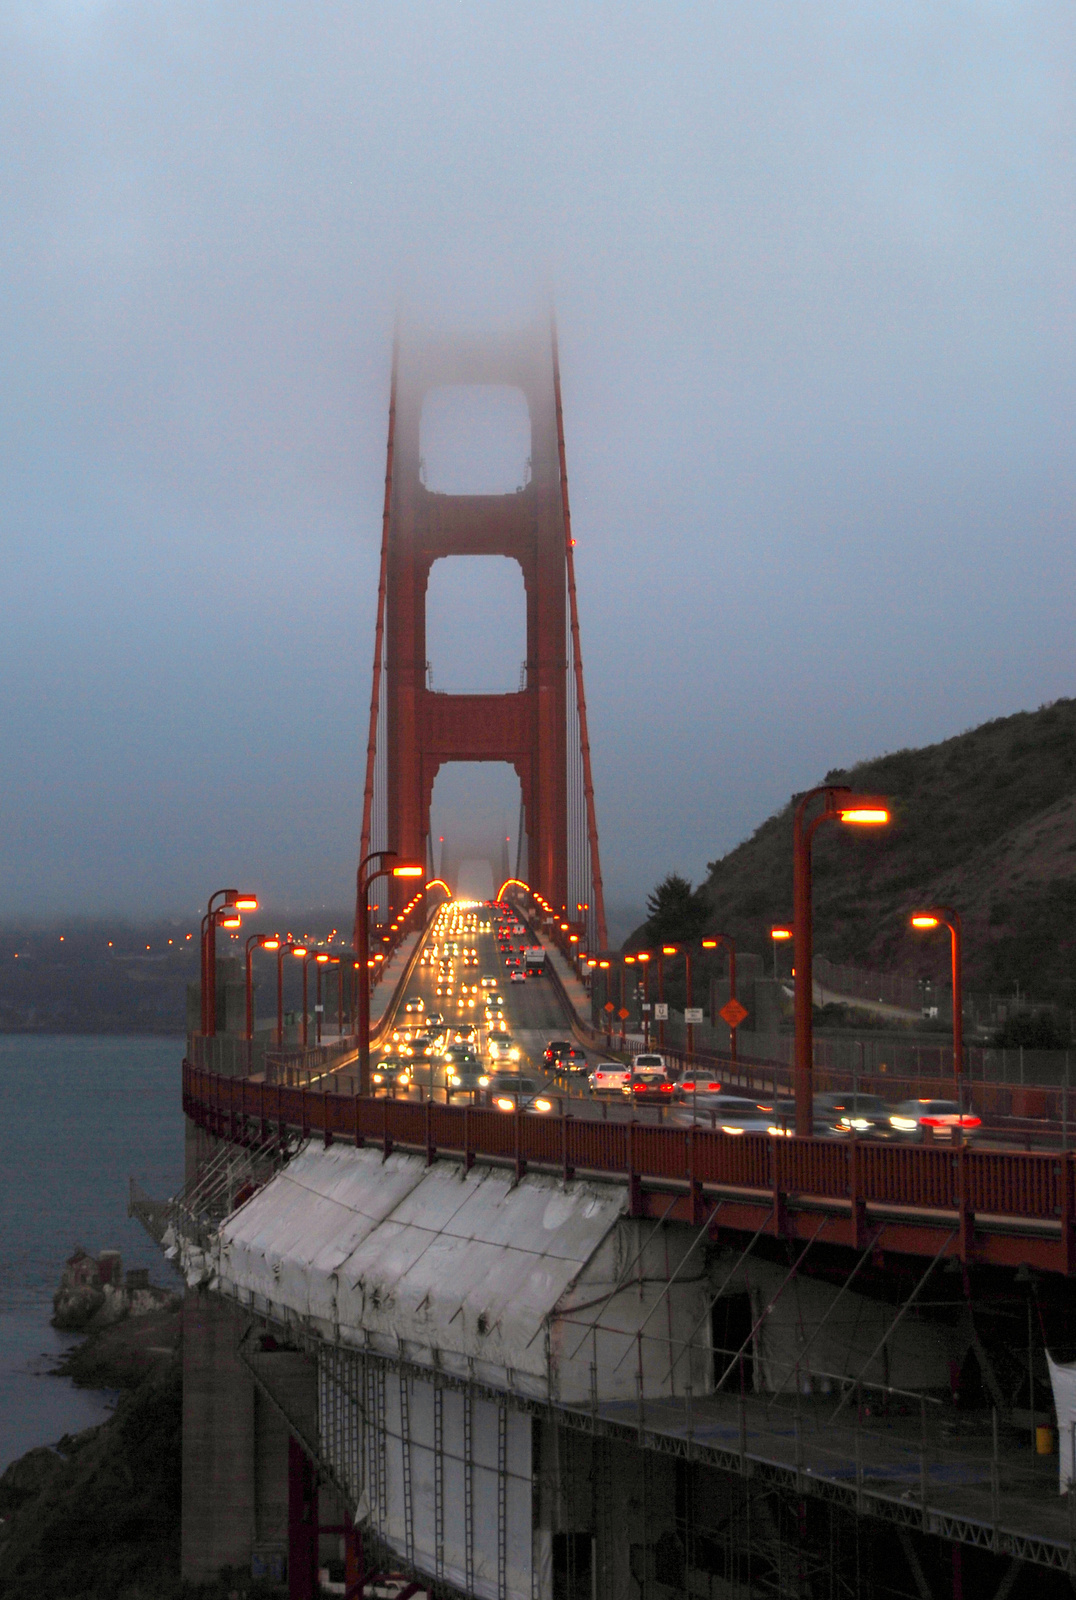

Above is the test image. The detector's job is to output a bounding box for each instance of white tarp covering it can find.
[1046,1351,1076,1494]
[214,1143,627,1394]
[356,1375,532,1600]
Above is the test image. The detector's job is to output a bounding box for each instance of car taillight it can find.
[960,1116,982,1128]
[633,1083,647,1092]
[707,1082,722,1092]
[920,1117,944,1127]
[659,1082,675,1092]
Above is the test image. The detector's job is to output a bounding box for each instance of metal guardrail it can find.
[182,1059,1076,1274]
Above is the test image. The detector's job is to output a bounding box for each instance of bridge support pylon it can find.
[358,315,607,949]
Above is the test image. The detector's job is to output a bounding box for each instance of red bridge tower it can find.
[358,317,606,948]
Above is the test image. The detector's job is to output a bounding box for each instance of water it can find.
[0,1036,184,1469]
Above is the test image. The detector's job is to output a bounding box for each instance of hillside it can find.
[697,699,1076,1006]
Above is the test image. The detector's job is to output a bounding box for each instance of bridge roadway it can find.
[184,914,1076,1281]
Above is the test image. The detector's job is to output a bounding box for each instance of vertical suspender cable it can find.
[552,314,608,951]
[356,327,399,945]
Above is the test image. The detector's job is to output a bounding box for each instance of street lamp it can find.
[201,888,258,1035]
[356,852,424,1094]
[303,951,339,1047]
[275,942,307,1047]
[793,788,889,1136]
[702,934,739,1062]
[635,951,652,1045]
[245,934,280,1042]
[770,925,793,981]
[910,907,964,1085]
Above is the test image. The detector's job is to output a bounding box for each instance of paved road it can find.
[372,902,668,1121]
[370,902,1050,1150]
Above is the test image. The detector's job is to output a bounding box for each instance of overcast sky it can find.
[1,1,1071,930]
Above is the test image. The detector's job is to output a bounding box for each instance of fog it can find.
[0,2,1071,926]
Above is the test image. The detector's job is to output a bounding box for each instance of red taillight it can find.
[921,1116,946,1128]
[633,1083,647,1092]
[961,1116,982,1128]
[707,1082,722,1092]
[659,1082,675,1092]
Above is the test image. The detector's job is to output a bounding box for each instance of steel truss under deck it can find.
[225,1289,1075,1582]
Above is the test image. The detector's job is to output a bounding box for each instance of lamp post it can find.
[201,888,258,1035]
[660,945,693,1053]
[356,852,424,1094]
[311,952,339,1047]
[770,925,793,981]
[245,934,280,1042]
[276,941,307,1047]
[636,951,652,1046]
[910,907,964,1086]
[793,788,889,1137]
[702,934,738,1062]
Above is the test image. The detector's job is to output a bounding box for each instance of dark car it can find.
[549,1045,588,1077]
[487,1073,553,1114]
[544,1039,573,1066]
[444,1051,488,1099]
[812,1092,892,1138]
[626,1065,678,1102]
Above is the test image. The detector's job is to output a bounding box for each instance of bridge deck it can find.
[183,1062,1076,1276]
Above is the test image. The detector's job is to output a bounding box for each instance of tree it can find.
[644,874,710,947]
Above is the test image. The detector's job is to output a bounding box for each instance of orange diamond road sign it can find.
[618,1007,630,1020]
[603,1001,615,1013]
[720,998,748,1029]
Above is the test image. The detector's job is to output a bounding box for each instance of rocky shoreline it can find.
[0,1249,291,1598]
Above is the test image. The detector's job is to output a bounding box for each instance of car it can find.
[550,1045,588,1077]
[486,1030,521,1063]
[480,975,498,989]
[425,1012,445,1028]
[445,1052,489,1099]
[544,1039,573,1065]
[510,971,527,984]
[672,1093,774,1127]
[812,1092,892,1138]
[453,1023,479,1047]
[885,1099,982,1143]
[371,1054,409,1092]
[588,1062,630,1094]
[675,1074,724,1104]
[487,1073,553,1114]
[626,1067,678,1102]
[404,996,425,1015]
[631,1052,667,1074]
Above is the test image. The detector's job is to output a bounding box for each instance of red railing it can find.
[182,1061,1074,1246]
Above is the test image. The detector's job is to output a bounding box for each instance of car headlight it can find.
[534,1098,552,1112]
[495,1096,515,1111]
[767,1125,793,1137]
[450,1074,461,1086]
[721,1125,746,1135]
[890,1116,918,1130]
[841,1117,871,1131]
[373,1073,383,1084]
[398,1072,410,1084]
[479,1076,489,1086]
[509,1048,520,1060]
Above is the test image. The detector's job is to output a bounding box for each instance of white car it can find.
[588,1062,630,1094]
[510,970,527,984]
